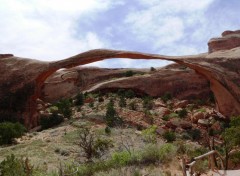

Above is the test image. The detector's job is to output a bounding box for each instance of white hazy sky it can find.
[0,0,239,68]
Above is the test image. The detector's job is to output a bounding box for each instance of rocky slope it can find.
[0,30,240,128]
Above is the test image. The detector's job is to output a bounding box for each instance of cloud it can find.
[0,0,114,60]
[1,0,240,68]
[124,0,215,51]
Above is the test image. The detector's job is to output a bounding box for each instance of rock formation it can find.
[42,65,210,102]
[208,30,240,53]
[1,30,240,128]
[42,67,147,102]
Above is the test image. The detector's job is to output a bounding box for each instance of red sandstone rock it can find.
[191,112,205,123]
[1,30,240,128]
[208,30,240,53]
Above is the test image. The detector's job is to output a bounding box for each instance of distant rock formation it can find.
[208,30,240,53]
[1,30,240,128]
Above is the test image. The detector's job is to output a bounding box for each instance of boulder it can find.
[174,100,189,109]
[191,112,205,123]
[198,119,209,127]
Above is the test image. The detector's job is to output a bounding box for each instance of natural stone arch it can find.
[1,48,240,128]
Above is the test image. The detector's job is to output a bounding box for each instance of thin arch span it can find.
[31,49,240,127]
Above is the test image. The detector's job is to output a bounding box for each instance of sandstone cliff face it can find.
[1,30,240,128]
[42,67,146,102]
[41,65,211,102]
[208,30,240,53]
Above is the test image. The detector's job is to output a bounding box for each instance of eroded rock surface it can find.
[1,30,240,128]
[208,30,240,53]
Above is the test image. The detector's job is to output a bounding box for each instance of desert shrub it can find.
[98,97,104,102]
[78,127,113,160]
[105,100,123,127]
[105,126,111,135]
[162,112,178,121]
[40,112,64,130]
[150,67,156,72]
[143,97,153,110]
[230,151,240,167]
[178,108,188,118]
[0,122,26,144]
[187,129,201,141]
[124,90,135,99]
[163,131,176,142]
[124,70,134,77]
[55,99,72,118]
[140,144,176,164]
[141,125,157,143]
[119,96,126,108]
[192,159,209,174]
[161,92,172,103]
[75,92,84,106]
[89,102,94,108]
[111,151,135,166]
[129,101,137,110]
[0,154,35,176]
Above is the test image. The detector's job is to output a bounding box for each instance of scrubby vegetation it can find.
[0,122,26,145]
[1,88,240,175]
[40,112,64,130]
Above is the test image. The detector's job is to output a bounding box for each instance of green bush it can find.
[124,90,135,99]
[161,92,172,103]
[75,92,84,106]
[187,129,201,141]
[119,96,126,108]
[0,154,35,176]
[143,97,153,110]
[55,99,72,118]
[111,151,134,166]
[178,108,188,118]
[124,70,134,77]
[105,100,123,127]
[40,112,64,130]
[163,131,176,142]
[150,67,156,72]
[142,125,157,143]
[0,122,26,144]
[140,144,176,164]
[129,101,137,110]
[162,112,178,121]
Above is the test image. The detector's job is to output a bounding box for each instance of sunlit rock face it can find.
[1,30,240,128]
[208,30,240,53]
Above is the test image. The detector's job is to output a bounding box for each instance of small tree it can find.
[124,70,134,77]
[221,116,240,169]
[105,100,123,127]
[163,131,176,142]
[143,96,153,110]
[75,92,84,106]
[119,96,126,108]
[55,99,72,118]
[150,67,156,72]
[78,127,113,160]
[161,92,172,103]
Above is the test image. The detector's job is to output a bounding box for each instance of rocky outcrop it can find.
[208,30,240,53]
[84,65,211,100]
[1,30,240,128]
[42,67,146,102]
